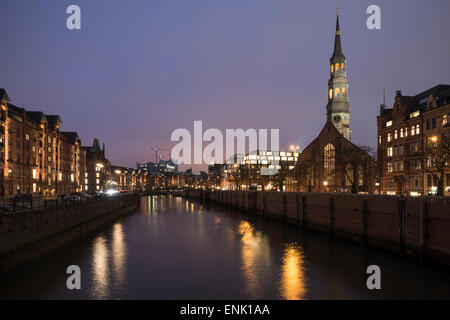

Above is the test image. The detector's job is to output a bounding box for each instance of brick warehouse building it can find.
[377,84,450,196]
[0,88,91,197]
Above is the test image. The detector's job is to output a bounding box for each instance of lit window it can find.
[394,130,398,139]
[415,124,420,135]
[443,114,448,126]
[32,169,37,179]
[405,128,408,137]
[387,133,391,142]
[323,143,335,184]
[335,88,340,97]
[378,135,381,144]
[386,121,392,127]
[400,128,404,138]
[341,63,345,71]
[411,126,415,136]
[387,147,393,157]
[329,89,333,99]
[330,65,334,73]
[335,63,340,72]
[25,134,29,141]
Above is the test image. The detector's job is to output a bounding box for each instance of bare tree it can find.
[333,139,374,193]
[422,134,450,196]
[296,160,315,192]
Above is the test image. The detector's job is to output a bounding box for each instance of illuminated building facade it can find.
[0,89,87,197]
[377,85,450,195]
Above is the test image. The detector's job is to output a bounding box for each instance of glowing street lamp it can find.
[323,181,328,186]
[431,136,438,142]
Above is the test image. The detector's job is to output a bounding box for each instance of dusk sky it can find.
[1,0,449,171]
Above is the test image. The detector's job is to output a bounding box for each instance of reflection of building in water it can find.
[91,235,109,299]
[279,242,307,300]
[238,220,272,299]
[112,223,127,292]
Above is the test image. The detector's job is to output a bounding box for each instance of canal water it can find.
[1,195,450,300]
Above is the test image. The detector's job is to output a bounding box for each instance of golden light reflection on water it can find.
[112,223,127,290]
[279,242,307,300]
[91,235,109,299]
[238,220,271,298]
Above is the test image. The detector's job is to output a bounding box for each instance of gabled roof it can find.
[0,88,10,102]
[27,111,48,124]
[45,114,63,125]
[60,131,79,144]
[400,84,450,111]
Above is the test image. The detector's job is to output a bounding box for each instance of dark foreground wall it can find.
[0,193,139,274]
[186,190,450,265]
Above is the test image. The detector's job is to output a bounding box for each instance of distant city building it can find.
[82,139,111,193]
[377,84,450,196]
[222,150,299,191]
[137,159,178,174]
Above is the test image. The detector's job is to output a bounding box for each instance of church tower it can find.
[326,10,351,140]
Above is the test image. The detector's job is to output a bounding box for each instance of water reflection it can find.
[279,242,307,300]
[239,220,272,298]
[91,235,109,299]
[112,223,127,293]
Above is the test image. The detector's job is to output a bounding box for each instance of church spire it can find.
[332,10,345,59]
[326,8,351,140]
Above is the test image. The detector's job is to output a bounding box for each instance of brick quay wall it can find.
[185,190,450,265]
[0,193,139,274]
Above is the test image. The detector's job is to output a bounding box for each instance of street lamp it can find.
[290,145,300,152]
[323,180,328,192]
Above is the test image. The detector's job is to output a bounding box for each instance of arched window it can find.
[335,88,340,97]
[341,63,345,71]
[330,65,334,73]
[335,63,340,72]
[329,89,333,99]
[323,143,335,185]
[342,87,346,96]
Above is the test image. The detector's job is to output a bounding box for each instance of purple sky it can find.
[1,0,449,172]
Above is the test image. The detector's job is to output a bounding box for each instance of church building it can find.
[286,11,376,193]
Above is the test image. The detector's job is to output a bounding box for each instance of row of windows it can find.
[387,160,404,173]
[426,115,448,130]
[330,63,345,73]
[380,124,420,144]
[328,87,348,99]
[386,142,421,157]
